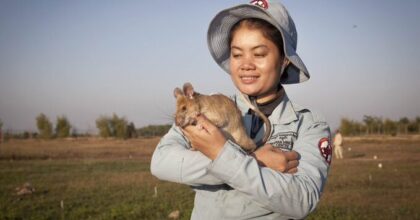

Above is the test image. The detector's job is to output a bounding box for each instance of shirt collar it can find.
[235,90,298,125]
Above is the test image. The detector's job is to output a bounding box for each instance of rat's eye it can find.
[182,106,187,111]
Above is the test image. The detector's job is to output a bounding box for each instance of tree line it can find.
[0,113,172,141]
[3,114,418,140]
[339,115,420,136]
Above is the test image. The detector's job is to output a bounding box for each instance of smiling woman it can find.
[229,18,285,103]
[151,1,332,219]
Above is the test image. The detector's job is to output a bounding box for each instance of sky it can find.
[1,0,420,133]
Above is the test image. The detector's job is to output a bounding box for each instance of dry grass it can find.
[0,137,160,161]
[0,135,419,219]
[308,135,420,219]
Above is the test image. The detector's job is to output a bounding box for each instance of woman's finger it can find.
[286,167,298,174]
[286,159,299,171]
[181,127,194,139]
[257,144,274,151]
[195,115,218,133]
[283,150,299,160]
[181,126,201,144]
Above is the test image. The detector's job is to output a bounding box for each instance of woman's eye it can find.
[255,53,266,58]
[232,53,242,58]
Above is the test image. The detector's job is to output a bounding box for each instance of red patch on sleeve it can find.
[318,137,332,165]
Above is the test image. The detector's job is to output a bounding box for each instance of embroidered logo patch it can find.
[318,137,332,165]
[250,0,269,9]
[268,131,297,151]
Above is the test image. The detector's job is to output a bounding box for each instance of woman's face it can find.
[229,25,283,102]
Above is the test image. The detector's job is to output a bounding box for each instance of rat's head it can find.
[173,83,200,128]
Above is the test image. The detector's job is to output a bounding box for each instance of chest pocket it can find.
[267,124,298,151]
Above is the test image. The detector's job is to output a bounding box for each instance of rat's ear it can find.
[173,87,183,98]
[183,82,195,99]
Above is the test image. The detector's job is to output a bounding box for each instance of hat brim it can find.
[207,4,310,84]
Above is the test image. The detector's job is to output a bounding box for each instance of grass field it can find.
[0,136,419,219]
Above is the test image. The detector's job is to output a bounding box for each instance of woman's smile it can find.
[239,74,260,84]
[230,25,283,102]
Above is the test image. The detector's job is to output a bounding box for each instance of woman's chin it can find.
[238,87,260,97]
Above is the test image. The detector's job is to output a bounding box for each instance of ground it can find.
[0,136,419,219]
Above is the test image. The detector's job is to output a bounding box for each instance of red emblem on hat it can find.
[250,0,269,9]
[318,137,332,165]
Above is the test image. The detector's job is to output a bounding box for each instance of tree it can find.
[384,119,397,136]
[372,117,383,134]
[36,113,53,139]
[137,124,172,137]
[339,118,353,136]
[339,118,366,136]
[407,118,418,134]
[363,115,375,135]
[55,116,71,138]
[110,114,128,139]
[398,117,409,134]
[126,122,137,138]
[96,116,112,138]
[96,114,129,139]
[340,116,420,136]
[355,121,365,135]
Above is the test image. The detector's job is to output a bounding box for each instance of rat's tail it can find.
[239,93,272,146]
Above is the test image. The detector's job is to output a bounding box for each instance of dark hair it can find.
[228,18,284,57]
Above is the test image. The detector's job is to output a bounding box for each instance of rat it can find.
[173,82,271,153]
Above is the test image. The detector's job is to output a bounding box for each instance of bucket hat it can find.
[207,0,309,84]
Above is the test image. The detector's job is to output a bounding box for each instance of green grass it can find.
[0,159,194,220]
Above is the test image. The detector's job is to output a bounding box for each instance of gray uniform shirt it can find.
[150,92,331,219]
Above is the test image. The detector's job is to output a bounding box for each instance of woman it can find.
[151,1,331,219]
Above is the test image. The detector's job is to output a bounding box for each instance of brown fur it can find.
[174,83,256,152]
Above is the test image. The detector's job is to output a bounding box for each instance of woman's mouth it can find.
[240,75,259,84]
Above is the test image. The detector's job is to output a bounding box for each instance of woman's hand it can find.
[251,144,299,173]
[182,115,299,173]
[182,114,227,160]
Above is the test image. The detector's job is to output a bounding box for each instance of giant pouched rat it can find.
[173,82,271,153]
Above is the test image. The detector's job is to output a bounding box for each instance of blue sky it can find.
[1,0,420,133]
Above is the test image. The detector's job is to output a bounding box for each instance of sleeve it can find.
[150,124,224,186]
[207,120,331,219]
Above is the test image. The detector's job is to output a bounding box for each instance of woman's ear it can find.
[279,59,290,81]
[280,59,290,74]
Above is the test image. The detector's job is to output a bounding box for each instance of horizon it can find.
[1,113,419,135]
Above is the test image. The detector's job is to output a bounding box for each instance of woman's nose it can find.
[240,56,256,71]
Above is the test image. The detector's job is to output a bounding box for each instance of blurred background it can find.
[1,0,419,134]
